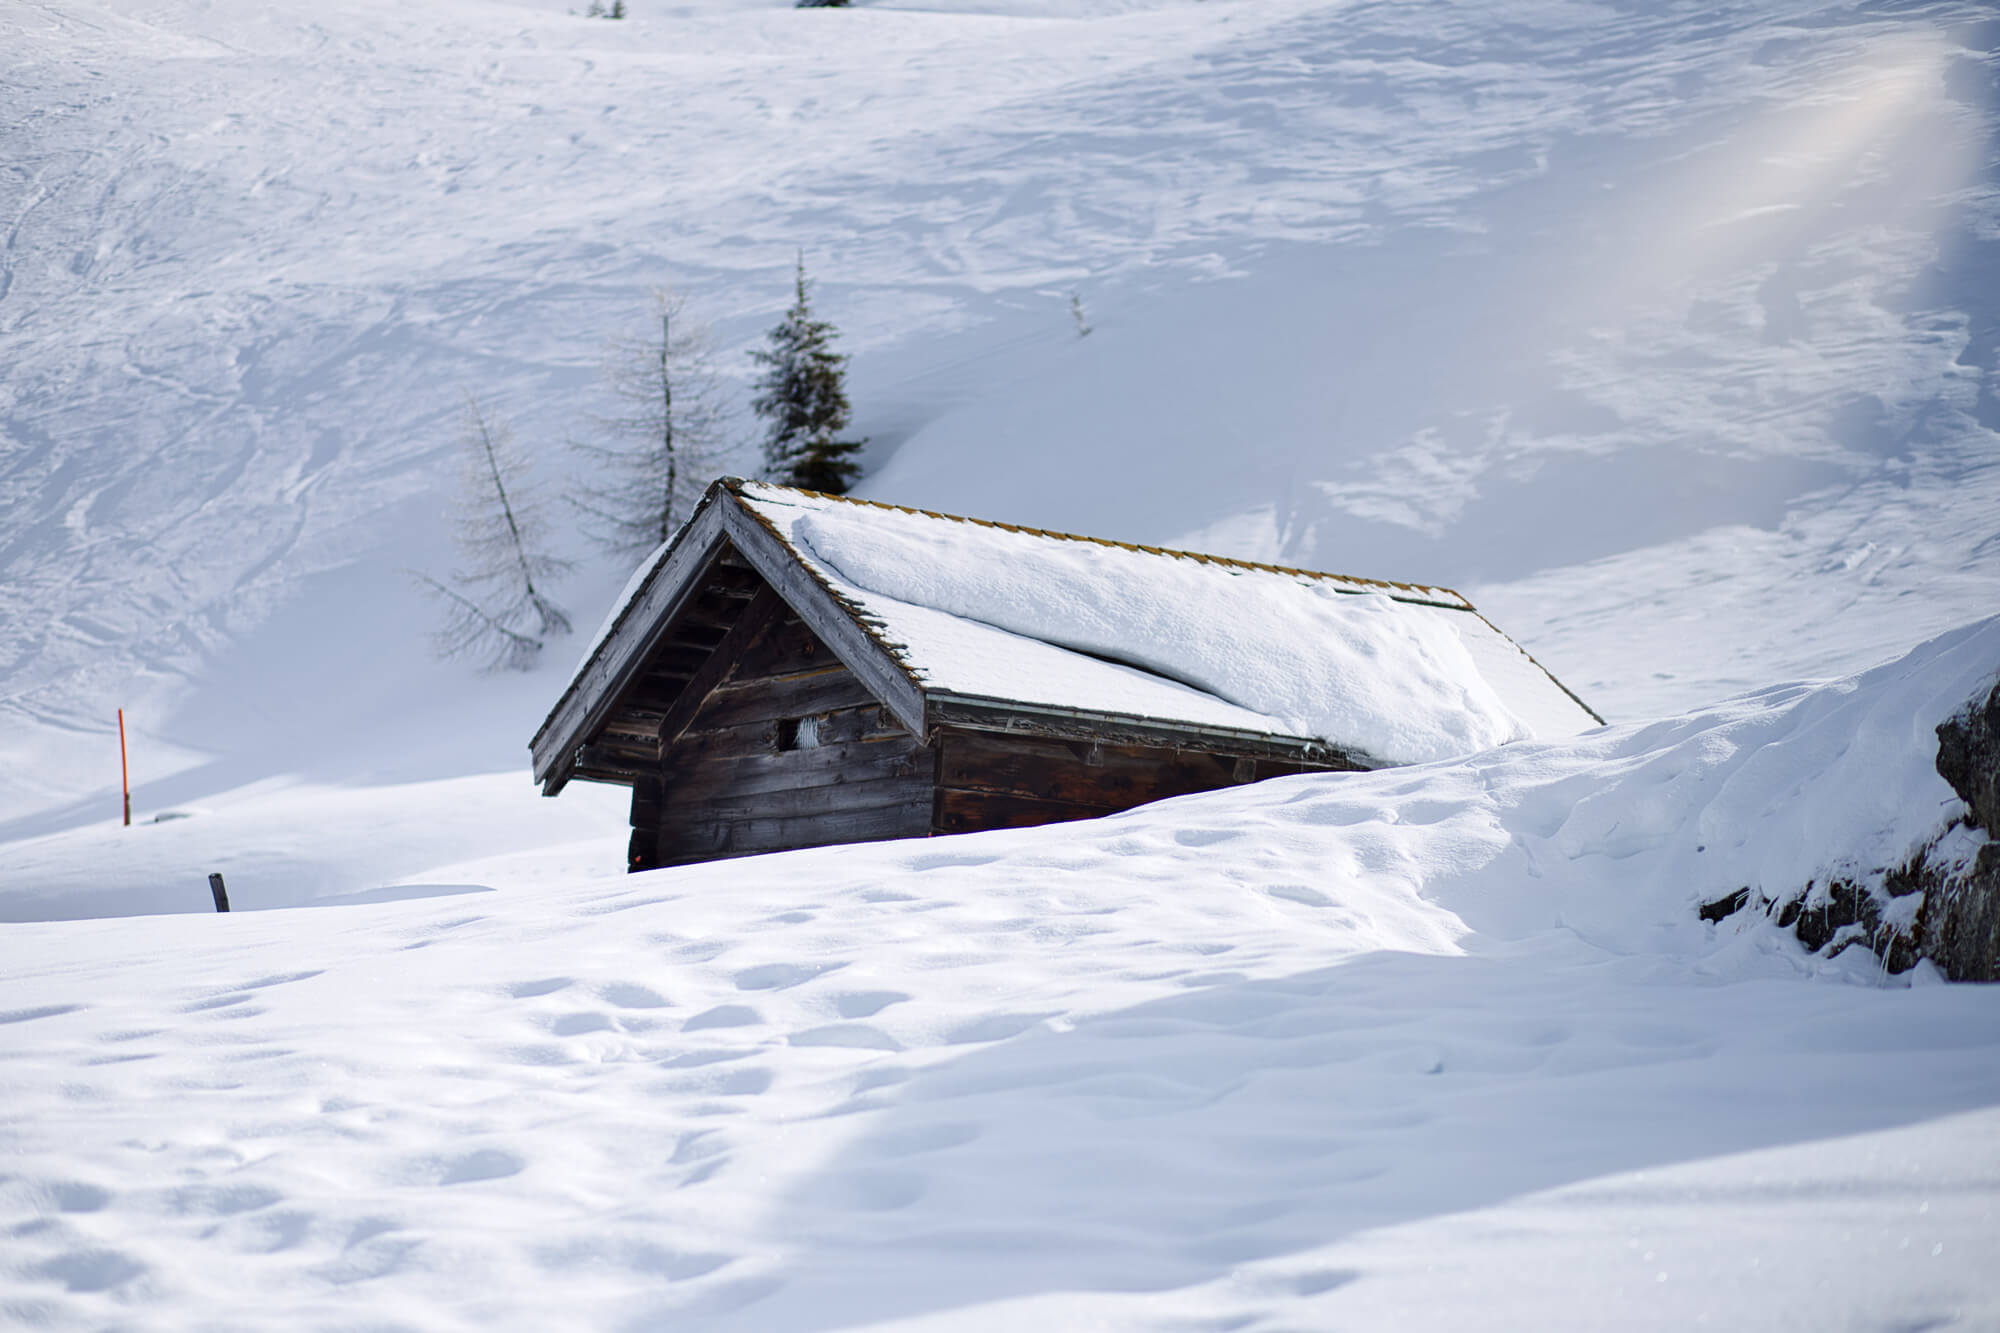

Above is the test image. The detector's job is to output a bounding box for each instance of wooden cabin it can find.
[530,479,1599,871]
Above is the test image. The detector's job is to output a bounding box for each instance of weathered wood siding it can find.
[614,569,1361,870]
[929,728,1342,835]
[640,606,935,868]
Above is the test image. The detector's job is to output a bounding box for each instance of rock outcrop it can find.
[1920,682,2000,980]
[1705,678,2000,981]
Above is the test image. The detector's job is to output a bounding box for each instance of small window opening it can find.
[777,716,822,751]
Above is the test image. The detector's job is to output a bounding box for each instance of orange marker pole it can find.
[118,708,131,827]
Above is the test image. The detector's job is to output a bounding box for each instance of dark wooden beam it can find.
[934,788,1120,835]
[926,693,1370,768]
[653,584,785,750]
[656,799,932,865]
[676,624,729,649]
[720,501,930,738]
[688,668,877,732]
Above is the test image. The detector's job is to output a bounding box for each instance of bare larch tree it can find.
[571,288,727,558]
[417,394,573,671]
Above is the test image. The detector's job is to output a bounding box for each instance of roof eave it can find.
[924,691,1380,769]
[528,490,734,792]
[720,492,930,739]
[731,478,1475,610]
[1466,608,1605,727]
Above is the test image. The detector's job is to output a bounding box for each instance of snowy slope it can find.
[5,3,2000,1324]
[4,0,1997,828]
[2,621,1997,1330]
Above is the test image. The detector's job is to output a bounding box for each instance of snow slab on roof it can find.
[834,589,1289,736]
[556,511,1284,747]
[740,484,1596,765]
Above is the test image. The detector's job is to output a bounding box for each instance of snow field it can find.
[0,772,630,923]
[5,0,2000,1324]
[2,621,1998,1329]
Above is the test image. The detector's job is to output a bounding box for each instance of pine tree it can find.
[418,395,573,671]
[571,288,726,557]
[749,254,865,494]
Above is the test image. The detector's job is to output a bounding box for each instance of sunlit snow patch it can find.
[786,493,1540,764]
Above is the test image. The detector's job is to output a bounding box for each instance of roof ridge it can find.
[724,478,1471,608]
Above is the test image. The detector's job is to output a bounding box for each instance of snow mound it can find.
[3,621,1999,1329]
[793,499,1533,764]
[1374,613,2000,958]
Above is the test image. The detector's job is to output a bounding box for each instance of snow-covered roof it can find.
[535,480,1599,789]
[742,483,1599,759]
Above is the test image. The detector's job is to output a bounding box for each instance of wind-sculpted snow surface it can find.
[2,621,1998,1328]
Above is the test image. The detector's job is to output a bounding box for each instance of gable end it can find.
[531,485,929,796]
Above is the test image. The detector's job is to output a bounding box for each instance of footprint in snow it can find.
[734,961,844,991]
[167,1183,281,1216]
[599,982,669,1008]
[506,1043,576,1066]
[1266,883,1335,908]
[832,990,909,1019]
[682,1004,763,1032]
[905,851,1000,871]
[39,1180,111,1213]
[943,1012,1053,1045]
[716,1066,772,1095]
[547,1011,615,1037]
[32,1247,147,1294]
[661,1047,759,1069]
[505,977,572,998]
[530,1238,730,1281]
[431,1148,524,1186]
[788,1023,901,1051]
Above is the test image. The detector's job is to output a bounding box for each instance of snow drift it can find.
[2,620,1997,1330]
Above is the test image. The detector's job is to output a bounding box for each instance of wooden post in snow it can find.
[118,708,131,827]
[208,873,230,913]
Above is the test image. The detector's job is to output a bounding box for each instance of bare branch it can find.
[406,570,545,672]
[415,394,574,672]
[572,287,732,558]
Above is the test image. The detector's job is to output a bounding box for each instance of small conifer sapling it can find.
[749,253,866,494]
[1070,291,1091,337]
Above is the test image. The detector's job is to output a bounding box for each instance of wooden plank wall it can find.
[646,608,935,867]
[930,729,1334,835]
[618,574,1360,870]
